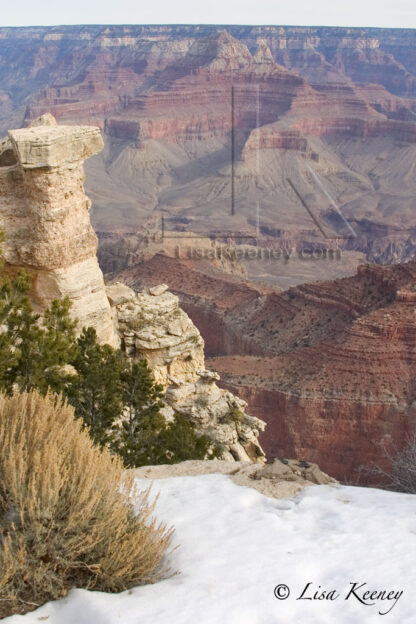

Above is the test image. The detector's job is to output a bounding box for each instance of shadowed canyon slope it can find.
[1,25,416,284]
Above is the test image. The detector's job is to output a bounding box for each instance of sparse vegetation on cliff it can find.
[0,248,219,467]
[111,360,215,467]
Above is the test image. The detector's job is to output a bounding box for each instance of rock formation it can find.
[0,114,119,347]
[108,245,416,482]
[0,116,266,463]
[106,281,266,462]
[205,262,416,483]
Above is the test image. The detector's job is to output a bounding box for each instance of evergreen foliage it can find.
[0,234,216,466]
[111,361,218,467]
[156,413,217,465]
[66,327,126,447]
[111,360,166,467]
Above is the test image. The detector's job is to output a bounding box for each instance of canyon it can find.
[0,25,416,286]
[1,25,416,482]
[114,252,416,483]
[0,115,266,463]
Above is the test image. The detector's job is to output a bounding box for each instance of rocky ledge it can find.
[135,458,337,499]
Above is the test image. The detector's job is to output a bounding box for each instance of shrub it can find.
[158,413,218,464]
[0,239,218,469]
[389,434,416,493]
[195,394,210,408]
[110,360,165,467]
[362,433,416,493]
[125,412,219,467]
[66,326,127,447]
[219,406,245,425]
[110,362,220,467]
[0,269,77,395]
[375,434,416,493]
[0,391,174,618]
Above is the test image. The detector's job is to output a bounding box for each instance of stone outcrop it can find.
[0,116,266,463]
[135,458,337,500]
[109,245,416,482]
[0,114,119,347]
[106,281,266,462]
[107,281,205,385]
[203,261,416,483]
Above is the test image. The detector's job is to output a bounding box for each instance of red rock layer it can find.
[9,28,414,152]
[115,252,416,483]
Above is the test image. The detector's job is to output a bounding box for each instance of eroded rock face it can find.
[163,372,266,463]
[206,262,416,482]
[0,115,119,347]
[0,116,266,463]
[108,281,205,385]
[106,281,266,462]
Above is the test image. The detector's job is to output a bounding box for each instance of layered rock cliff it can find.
[0,114,119,347]
[105,281,265,462]
[206,263,416,482]
[0,115,266,463]
[112,247,416,483]
[1,25,416,281]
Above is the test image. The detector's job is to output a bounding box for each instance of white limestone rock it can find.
[109,282,267,463]
[0,114,118,347]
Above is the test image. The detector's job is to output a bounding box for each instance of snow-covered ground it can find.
[4,475,416,624]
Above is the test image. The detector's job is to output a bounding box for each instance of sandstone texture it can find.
[0,115,118,347]
[106,282,205,385]
[112,249,416,483]
[135,458,337,499]
[106,281,266,462]
[206,262,416,483]
[3,28,416,479]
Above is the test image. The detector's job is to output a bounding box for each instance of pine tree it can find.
[112,360,218,467]
[111,360,166,467]
[1,229,219,465]
[0,279,18,389]
[7,295,77,394]
[66,327,126,447]
[155,413,216,465]
[0,268,39,392]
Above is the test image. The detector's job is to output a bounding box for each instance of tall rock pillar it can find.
[0,114,119,347]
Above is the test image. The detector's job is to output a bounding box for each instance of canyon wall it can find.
[0,26,416,279]
[116,251,416,483]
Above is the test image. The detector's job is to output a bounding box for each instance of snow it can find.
[4,475,416,624]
